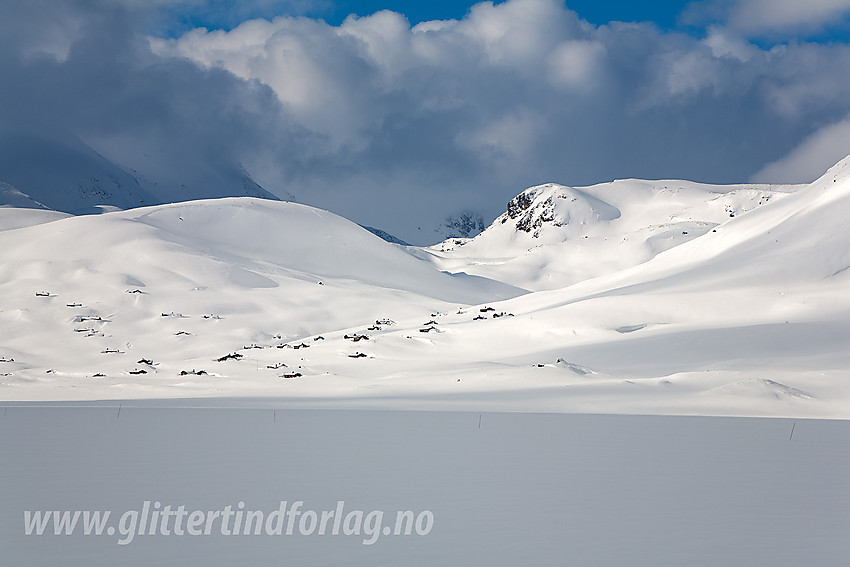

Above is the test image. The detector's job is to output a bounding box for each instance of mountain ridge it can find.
[0,132,286,214]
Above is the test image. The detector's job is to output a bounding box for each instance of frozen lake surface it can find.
[2,404,848,566]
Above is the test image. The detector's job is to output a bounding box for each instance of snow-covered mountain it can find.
[0,132,157,213]
[360,225,410,246]
[421,178,800,291]
[406,158,850,416]
[432,210,488,240]
[0,132,286,213]
[1,156,849,418]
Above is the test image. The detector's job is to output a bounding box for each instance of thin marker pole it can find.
[789,421,796,440]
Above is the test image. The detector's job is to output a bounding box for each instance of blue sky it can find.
[165,1,695,31]
[166,0,850,43]
[261,1,693,28]
[3,0,850,243]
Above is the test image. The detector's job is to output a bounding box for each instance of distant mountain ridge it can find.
[0,131,287,213]
[434,210,487,240]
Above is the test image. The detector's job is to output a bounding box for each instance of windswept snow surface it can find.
[1,159,850,418]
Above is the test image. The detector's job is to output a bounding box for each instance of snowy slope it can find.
[421,179,799,291]
[0,206,71,232]
[0,158,849,418]
[400,157,850,416]
[0,198,521,401]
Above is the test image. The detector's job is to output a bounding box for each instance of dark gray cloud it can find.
[3,0,850,243]
[0,0,310,205]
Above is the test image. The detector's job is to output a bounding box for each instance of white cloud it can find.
[340,10,413,77]
[153,0,850,123]
[703,26,758,61]
[547,40,606,90]
[457,0,587,67]
[664,48,723,97]
[152,16,377,147]
[457,108,544,160]
[751,116,850,183]
[729,0,850,33]
[687,0,850,36]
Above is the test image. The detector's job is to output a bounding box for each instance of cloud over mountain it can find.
[3,0,850,242]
